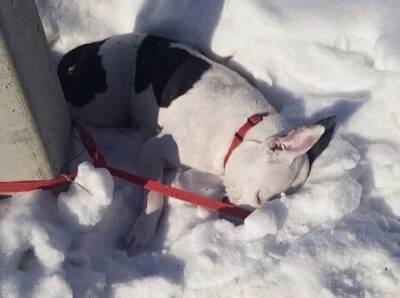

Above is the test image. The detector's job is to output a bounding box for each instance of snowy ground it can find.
[1,0,400,297]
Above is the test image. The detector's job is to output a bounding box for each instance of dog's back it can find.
[58,33,276,129]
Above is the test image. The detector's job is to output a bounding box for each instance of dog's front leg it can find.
[125,134,179,253]
[125,157,165,253]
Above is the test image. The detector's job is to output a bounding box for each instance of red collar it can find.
[223,112,270,168]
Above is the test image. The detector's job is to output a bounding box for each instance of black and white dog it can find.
[58,34,335,251]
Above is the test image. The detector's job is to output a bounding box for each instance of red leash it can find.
[0,120,252,220]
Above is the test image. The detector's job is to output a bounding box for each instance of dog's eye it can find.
[271,144,280,152]
[271,142,285,152]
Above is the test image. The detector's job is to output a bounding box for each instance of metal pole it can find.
[0,0,70,181]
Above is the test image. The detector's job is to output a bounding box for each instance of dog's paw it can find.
[125,212,158,254]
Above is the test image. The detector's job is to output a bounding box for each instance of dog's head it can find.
[224,116,336,209]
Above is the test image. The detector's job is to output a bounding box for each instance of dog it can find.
[58,33,335,251]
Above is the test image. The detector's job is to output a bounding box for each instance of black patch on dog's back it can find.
[58,40,107,107]
[135,35,211,107]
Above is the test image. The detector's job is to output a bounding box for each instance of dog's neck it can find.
[209,112,286,176]
[223,113,272,168]
[240,113,286,144]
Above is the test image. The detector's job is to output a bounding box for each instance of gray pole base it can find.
[0,0,70,181]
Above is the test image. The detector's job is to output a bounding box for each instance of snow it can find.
[1,0,400,297]
[244,200,281,238]
[58,162,114,232]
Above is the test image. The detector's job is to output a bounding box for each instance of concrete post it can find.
[0,0,70,181]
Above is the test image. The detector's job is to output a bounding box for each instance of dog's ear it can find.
[272,125,325,160]
[307,116,337,168]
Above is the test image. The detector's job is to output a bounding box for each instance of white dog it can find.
[58,34,335,251]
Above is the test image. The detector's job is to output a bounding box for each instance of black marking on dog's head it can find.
[58,40,108,107]
[135,35,211,107]
[307,115,337,169]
